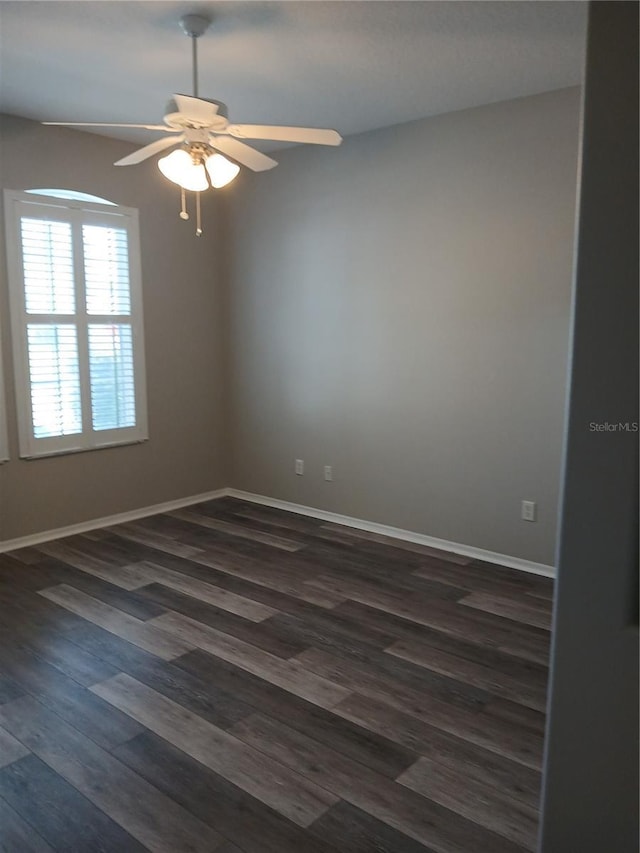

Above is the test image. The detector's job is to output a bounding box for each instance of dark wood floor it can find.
[0,496,553,853]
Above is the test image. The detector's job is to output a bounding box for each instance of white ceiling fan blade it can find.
[114,135,184,167]
[173,94,221,126]
[43,122,181,131]
[227,124,342,146]
[209,136,277,172]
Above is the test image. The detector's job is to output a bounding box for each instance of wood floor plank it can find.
[290,632,490,711]
[412,562,554,602]
[150,610,351,709]
[485,697,547,735]
[192,549,347,608]
[34,556,168,621]
[215,843,245,853]
[300,556,464,612]
[124,560,277,621]
[91,673,338,827]
[295,644,490,715]
[397,757,539,851]
[333,599,551,676]
[171,508,305,552]
[319,524,473,564]
[333,598,551,666]
[233,506,346,538]
[200,506,404,566]
[487,590,553,618]
[0,642,144,750]
[0,558,63,592]
[50,534,141,568]
[0,754,148,852]
[333,693,542,807]
[1,626,120,688]
[106,521,205,559]
[0,795,55,852]
[138,583,306,658]
[0,696,227,853]
[0,725,29,768]
[63,621,253,730]
[309,575,551,656]
[174,649,416,779]
[62,620,179,674]
[264,607,397,657]
[0,584,87,635]
[34,541,148,590]
[305,567,463,606]
[230,712,527,853]
[38,584,195,661]
[459,592,553,630]
[523,586,555,603]
[295,648,544,768]
[93,542,337,619]
[79,528,110,541]
[385,640,547,711]
[310,799,438,853]
[0,673,25,706]
[114,731,338,853]
[86,541,314,614]
[306,572,464,618]
[457,560,554,593]
[3,546,44,565]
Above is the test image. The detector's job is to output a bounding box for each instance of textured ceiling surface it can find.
[0,1,587,148]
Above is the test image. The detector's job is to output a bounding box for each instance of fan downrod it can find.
[179,14,211,98]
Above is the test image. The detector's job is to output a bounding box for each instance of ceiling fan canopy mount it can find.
[179,14,211,40]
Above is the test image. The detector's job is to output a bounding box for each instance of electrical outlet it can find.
[521,500,537,522]
[323,465,333,482]
[295,459,304,475]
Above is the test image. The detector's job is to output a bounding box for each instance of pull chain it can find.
[179,186,189,220]
[195,191,202,236]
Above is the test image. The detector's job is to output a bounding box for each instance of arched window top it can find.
[25,188,116,206]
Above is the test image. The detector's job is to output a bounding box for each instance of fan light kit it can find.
[43,13,342,235]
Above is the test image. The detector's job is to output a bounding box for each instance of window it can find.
[4,190,148,458]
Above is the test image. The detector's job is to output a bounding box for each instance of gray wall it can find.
[0,115,229,540]
[227,88,581,565]
[540,3,639,850]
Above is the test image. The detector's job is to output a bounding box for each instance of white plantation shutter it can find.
[88,324,136,430]
[83,224,131,315]
[27,324,82,438]
[4,190,147,458]
[22,218,75,314]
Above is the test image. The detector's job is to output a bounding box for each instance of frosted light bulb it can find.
[158,149,208,192]
[205,153,240,188]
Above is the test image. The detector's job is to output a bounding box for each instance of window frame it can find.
[4,189,148,459]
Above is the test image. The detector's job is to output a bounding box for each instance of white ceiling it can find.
[0,1,587,150]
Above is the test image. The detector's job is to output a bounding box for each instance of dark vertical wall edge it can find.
[540,3,639,852]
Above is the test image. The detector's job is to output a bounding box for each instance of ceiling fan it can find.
[43,13,343,232]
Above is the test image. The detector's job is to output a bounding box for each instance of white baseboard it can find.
[1,484,556,579]
[226,488,556,579]
[0,489,227,553]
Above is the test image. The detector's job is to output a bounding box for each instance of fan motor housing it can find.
[164,97,229,130]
